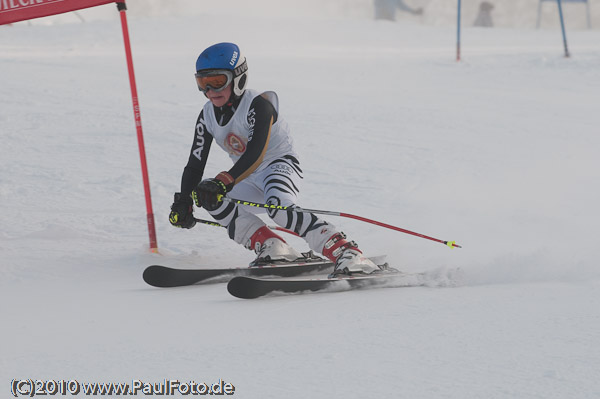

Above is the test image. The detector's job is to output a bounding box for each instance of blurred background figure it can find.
[374,0,424,21]
[473,1,494,27]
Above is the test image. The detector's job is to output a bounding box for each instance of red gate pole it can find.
[117,1,158,251]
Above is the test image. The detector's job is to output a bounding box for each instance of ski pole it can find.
[194,217,299,237]
[217,195,462,249]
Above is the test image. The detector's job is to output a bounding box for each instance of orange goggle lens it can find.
[195,72,231,93]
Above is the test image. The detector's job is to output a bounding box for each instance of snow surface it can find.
[2,2,600,398]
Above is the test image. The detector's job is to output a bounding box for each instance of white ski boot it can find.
[332,249,381,276]
[322,232,381,276]
[247,226,303,266]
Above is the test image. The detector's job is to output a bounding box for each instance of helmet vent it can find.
[237,75,247,90]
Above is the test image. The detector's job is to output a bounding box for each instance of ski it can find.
[227,269,426,299]
[143,255,334,288]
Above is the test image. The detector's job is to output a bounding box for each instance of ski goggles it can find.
[195,70,233,93]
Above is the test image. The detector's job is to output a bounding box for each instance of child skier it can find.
[169,42,380,276]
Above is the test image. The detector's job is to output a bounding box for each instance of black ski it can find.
[227,269,426,299]
[143,256,333,288]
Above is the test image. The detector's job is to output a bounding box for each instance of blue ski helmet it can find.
[195,42,248,97]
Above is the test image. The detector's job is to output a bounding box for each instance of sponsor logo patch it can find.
[230,51,239,66]
[224,132,247,156]
[270,164,293,175]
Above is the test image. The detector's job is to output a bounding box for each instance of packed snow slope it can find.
[2,2,600,398]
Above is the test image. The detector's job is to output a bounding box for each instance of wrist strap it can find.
[216,171,235,191]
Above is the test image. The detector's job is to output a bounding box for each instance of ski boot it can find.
[322,232,382,277]
[247,226,303,267]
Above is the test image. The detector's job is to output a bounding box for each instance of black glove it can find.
[169,193,196,229]
[192,172,234,211]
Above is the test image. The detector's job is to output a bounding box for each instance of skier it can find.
[374,0,424,21]
[473,1,494,28]
[168,42,381,276]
